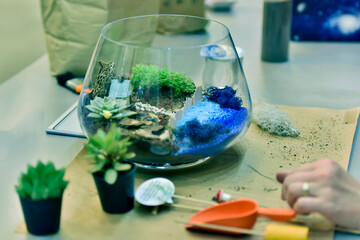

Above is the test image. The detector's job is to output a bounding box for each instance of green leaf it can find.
[85,144,97,154]
[85,105,102,113]
[104,169,118,185]
[112,111,136,119]
[85,153,98,159]
[96,154,106,160]
[92,97,103,108]
[16,187,27,198]
[104,131,114,148]
[62,181,69,190]
[116,147,127,156]
[89,160,106,173]
[119,137,132,147]
[105,141,118,155]
[90,135,105,148]
[123,152,136,160]
[110,107,124,113]
[96,129,107,140]
[113,162,132,171]
[88,113,102,118]
[15,160,68,200]
[109,123,119,134]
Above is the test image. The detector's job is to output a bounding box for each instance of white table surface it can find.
[1,1,360,239]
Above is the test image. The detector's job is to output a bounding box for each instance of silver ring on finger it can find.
[302,182,310,196]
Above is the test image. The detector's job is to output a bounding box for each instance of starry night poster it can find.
[291,0,360,41]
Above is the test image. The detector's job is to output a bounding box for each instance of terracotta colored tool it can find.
[186,198,296,231]
[186,221,308,240]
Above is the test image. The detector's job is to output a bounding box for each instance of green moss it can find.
[130,64,196,97]
[131,64,160,91]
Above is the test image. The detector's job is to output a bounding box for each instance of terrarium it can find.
[78,14,252,169]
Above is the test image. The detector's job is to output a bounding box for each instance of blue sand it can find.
[174,101,248,157]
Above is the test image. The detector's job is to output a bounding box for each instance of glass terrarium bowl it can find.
[78,14,252,170]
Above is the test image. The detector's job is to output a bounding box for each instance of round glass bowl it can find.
[78,14,252,170]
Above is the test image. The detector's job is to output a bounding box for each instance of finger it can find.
[285,182,304,208]
[293,196,333,217]
[279,161,319,200]
[285,182,320,207]
[277,162,316,183]
[294,160,319,172]
[276,171,290,183]
[281,172,317,200]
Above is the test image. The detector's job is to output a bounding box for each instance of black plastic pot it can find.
[93,162,136,213]
[19,195,63,235]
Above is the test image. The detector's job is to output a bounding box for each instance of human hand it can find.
[277,158,360,229]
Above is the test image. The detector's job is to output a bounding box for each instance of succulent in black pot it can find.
[85,124,137,213]
[15,161,68,235]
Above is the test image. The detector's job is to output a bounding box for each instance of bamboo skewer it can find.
[151,206,159,215]
[173,194,215,205]
[176,220,310,239]
[149,194,213,213]
[176,220,274,237]
[168,203,203,211]
[291,219,360,235]
[333,227,360,235]
[186,220,360,235]
[184,221,264,236]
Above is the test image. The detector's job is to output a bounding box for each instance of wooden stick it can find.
[333,227,360,235]
[151,206,159,215]
[178,219,360,235]
[291,219,360,235]
[173,194,215,205]
[168,203,203,211]
[176,220,264,236]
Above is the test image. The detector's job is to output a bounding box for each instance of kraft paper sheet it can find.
[17,105,360,239]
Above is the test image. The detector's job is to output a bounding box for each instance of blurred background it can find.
[1,0,358,85]
[0,0,46,84]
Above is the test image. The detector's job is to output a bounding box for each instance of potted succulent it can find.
[85,123,137,213]
[15,161,68,235]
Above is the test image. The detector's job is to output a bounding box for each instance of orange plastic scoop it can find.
[186,199,296,232]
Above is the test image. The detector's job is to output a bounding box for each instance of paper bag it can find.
[158,0,206,33]
[160,0,205,16]
[40,0,160,77]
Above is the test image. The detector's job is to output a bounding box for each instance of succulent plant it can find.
[85,96,136,120]
[15,161,68,201]
[85,124,136,184]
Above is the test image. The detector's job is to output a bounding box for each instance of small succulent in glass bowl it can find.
[80,96,136,135]
[86,96,136,120]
